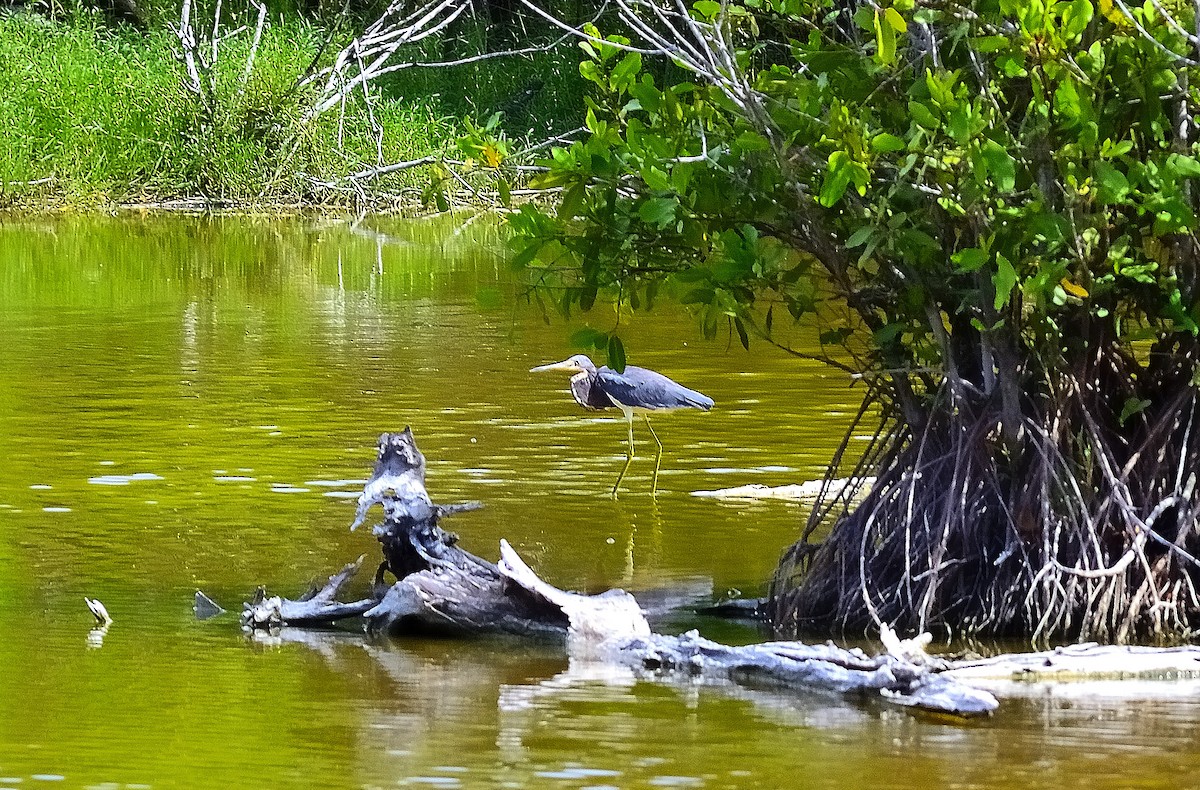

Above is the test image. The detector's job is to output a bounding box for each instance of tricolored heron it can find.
[530,354,714,495]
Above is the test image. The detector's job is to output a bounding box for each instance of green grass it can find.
[0,12,471,206]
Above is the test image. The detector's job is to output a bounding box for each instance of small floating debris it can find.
[534,768,621,780]
[88,472,164,486]
[30,484,52,490]
[213,476,256,482]
[691,477,876,501]
[42,507,72,513]
[85,597,112,625]
[194,590,226,620]
[270,485,310,494]
[400,778,461,787]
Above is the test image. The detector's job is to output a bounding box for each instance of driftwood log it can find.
[231,428,1000,717]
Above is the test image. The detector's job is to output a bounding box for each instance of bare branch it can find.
[239,0,268,93]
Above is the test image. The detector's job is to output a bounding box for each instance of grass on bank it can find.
[0,9,583,208]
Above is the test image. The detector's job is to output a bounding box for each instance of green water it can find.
[0,214,1198,789]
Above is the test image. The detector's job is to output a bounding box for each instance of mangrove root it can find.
[771,349,1200,643]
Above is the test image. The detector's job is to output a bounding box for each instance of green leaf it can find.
[638,196,679,228]
[579,59,605,87]
[873,322,904,345]
[846,225,874,247]
[874,9,898,65]
[884,6,907,31]
[1094,161,1130,204]
[1168,153,1200,179]
[509,242,541,270]
[570,326,608,349]
[870,132,907,153]
[821,327,854,345]
[693,0,721,18]
[1054,78,1081,123]
[681,287,715,305]
[607,334,627,373]
[1061,0,1093,39]
[820,151,854,207]
[908,101,940,130]
[1119,397,1151,426]
[981,140,1016,192]
[558,183,587,219]
[993,253,1018,311]
[641,166,672,191]
[972,35,1010,53]
[1099,138,1133,159]
[734,317,750,350]
[610,52,642,92]
[952,247,989,272]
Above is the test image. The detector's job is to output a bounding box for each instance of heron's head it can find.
[529,354,596,375]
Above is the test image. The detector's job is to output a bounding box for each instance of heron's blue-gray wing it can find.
[596,366,714,411]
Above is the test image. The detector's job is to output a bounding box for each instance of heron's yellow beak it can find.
[530,360,579,373]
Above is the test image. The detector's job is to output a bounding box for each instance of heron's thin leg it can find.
[643,416,663,495]
[612,411,635,497]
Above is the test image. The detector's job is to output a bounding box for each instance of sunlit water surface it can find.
[1,214,1198,789]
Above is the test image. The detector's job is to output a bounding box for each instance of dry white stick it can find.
[239,0,268,91]
[347,155,437,182]
[176,0,203,98]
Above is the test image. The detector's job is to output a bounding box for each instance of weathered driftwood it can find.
[356,429,640,640]
[229,429,1000,717]
[602,630,998,715]
[241,556,377,629]
[944,643,1200,687]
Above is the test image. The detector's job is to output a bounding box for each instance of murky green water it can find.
[1,214,1199,789]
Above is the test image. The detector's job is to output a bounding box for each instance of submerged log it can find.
[233,428,999,717]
